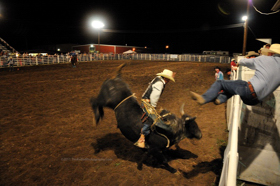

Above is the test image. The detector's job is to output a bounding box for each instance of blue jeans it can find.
[202,80,259,106]
[141,101,157,136]
[142,124,151,136]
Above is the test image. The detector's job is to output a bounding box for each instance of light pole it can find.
[242,16,248,56]
[91,20,104,53]
[242,0,250,56]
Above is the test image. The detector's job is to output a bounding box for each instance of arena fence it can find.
[0,53,231,68]
[219,69,241,186]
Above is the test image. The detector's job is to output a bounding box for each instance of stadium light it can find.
[91,20,105,53]
[242,16,247,21]
[91,21,104,29]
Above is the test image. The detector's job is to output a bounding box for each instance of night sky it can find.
[0,0,279,54]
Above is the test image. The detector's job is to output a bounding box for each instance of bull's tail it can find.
[90,97,104,125]
[113,63,126,79]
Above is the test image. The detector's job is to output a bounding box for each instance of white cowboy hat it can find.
[156,69,175,82]
[261,43,280,55]
[245,51,259,58]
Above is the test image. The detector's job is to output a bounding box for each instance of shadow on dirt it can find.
[180,146,226,184]
[91,132,199,170]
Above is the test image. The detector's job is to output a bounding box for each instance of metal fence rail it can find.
[0,53,231,68]
[219,69,240,186]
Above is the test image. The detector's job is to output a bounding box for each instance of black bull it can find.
[90,63,202,173]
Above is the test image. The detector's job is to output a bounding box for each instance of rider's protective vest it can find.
[142,76,165,103]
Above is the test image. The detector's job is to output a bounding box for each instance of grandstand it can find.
[0,37,18,55]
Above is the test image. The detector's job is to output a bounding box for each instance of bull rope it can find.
[154,130,170,148]
[142,100,172,148]
[114,93,137,111]
[151,113,171,148]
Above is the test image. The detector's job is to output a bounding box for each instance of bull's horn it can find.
[185,116,197,121]
[180,103,185,116]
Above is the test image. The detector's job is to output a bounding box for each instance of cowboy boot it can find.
[190,91,206,105]
[134,134,145,148]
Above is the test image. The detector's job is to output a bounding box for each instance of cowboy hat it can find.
[156,69,175,82]
[261,43,280,55]
[245,51,259,58]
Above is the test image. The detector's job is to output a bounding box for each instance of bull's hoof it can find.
[164,164,177,173]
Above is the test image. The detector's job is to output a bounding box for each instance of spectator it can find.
[60,53,64,62]
[263,43,271,49]
[226,58,237,79]
[7,56,14,71]
[245,51,259,58]
[83,52,87,61]
[70,51,77,67]
[190,43,280,106]
[214,66,224,80]
[66,52,70,62]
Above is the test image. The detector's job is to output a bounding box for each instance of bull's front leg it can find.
[161,150,177,173]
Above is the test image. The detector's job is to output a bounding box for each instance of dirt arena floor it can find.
[1,60,231,185]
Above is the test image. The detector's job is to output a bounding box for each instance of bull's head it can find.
[180,103,202,139]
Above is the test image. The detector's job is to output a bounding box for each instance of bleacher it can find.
[0,37,18,55]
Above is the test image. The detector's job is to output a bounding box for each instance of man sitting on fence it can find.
[190,43,280,106]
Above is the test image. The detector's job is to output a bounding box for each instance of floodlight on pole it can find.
[91,20,105,53]
[242,16,247,22]
[91,21,104,29]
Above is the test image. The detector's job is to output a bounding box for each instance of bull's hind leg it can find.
[137,150,150,170]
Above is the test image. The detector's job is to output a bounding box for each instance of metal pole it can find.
[242,0,250,56]
[98,31,100,53]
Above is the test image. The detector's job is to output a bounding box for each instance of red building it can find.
[72,44,146,54]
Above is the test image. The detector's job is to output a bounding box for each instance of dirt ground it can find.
[0,60,231,185]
